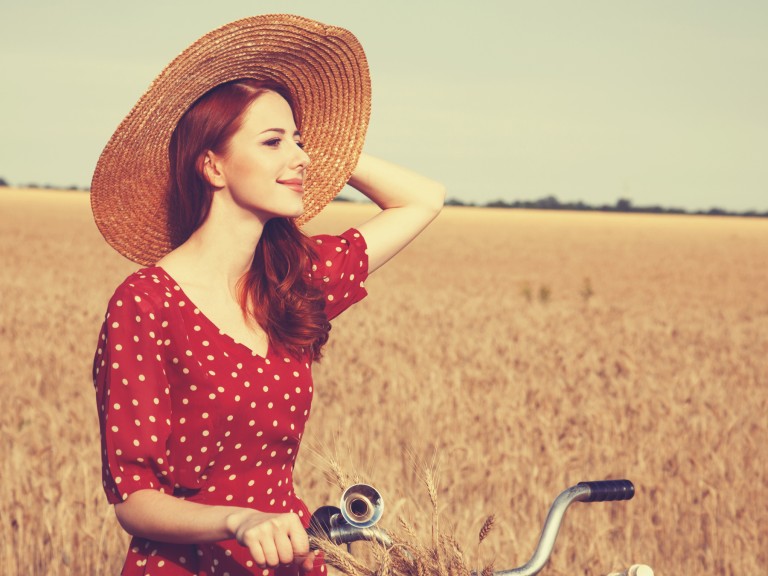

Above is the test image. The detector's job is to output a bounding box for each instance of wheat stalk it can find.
[478,515,495,544]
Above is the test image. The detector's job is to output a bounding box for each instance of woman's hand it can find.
[227,509,316,572]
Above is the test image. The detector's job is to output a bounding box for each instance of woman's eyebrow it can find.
[258,128,303,138]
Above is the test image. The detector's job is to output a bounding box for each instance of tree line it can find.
[1,177,764,218]
[446,195,768,218]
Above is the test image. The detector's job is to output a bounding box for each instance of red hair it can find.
[167,79,330,360]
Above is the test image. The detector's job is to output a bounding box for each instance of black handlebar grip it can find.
[307,505,340,543]
[577,480,635,502]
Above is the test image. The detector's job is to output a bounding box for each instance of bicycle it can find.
[308,479,654,576]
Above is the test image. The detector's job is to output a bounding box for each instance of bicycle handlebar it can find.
[495,479,634,575]
[310,479,644,576]
[576,479,635,502]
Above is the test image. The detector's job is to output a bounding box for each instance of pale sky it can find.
[2,0,766,211]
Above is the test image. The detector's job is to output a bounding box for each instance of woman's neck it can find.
[160,193,266,297]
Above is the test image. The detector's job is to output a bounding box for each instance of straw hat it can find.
[91,14,371,266]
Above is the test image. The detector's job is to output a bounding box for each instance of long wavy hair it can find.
[167,79,330,360]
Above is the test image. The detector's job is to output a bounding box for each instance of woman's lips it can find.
[278,179,304,194]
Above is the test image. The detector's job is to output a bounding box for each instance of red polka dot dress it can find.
[92,229,368,576]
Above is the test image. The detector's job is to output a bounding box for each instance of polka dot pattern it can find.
[92,229,368,575]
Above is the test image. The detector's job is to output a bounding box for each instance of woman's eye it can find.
[264,138,281,147]
[296,141,305,150]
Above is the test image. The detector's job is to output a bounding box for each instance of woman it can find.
[91,14,444,576]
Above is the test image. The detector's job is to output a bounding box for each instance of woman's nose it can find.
[293,143,310,169]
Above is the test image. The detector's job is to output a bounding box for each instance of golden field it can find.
[1,187,766,575]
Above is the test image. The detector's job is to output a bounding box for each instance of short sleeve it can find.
[310,228,369,321]
[92,281,174,504]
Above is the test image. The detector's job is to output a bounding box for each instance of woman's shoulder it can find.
[107,266,174,311]
[308,228,366,258]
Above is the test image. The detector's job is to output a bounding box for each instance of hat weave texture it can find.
[91,14,371,266]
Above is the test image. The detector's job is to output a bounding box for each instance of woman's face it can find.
[206,90,310,221]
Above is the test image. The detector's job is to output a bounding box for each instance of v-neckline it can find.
[145,265,271,360]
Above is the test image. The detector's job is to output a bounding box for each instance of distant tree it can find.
[534,195,561,209]
[0,177,7,187]
[616,198,632,211]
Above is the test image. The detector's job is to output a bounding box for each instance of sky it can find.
[2,0,766,212]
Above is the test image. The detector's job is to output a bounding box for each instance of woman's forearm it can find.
[114,489,248,543]
[114,490,315,570]
[347,153,445,273]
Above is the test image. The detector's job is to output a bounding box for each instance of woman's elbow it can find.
[114,500,137,535]
[424,181,446,215]
[113,491,153,537]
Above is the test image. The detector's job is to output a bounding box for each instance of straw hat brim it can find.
[91,14,371,266]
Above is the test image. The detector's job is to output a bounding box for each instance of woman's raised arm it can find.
[348,153,445,274]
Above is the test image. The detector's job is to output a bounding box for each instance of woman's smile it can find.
[277,178,305,194]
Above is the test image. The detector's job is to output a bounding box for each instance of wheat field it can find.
[1,187,766,575]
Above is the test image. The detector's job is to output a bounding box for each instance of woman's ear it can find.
[201,150,226,188]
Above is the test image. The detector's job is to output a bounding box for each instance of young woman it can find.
[91,15,444,576]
